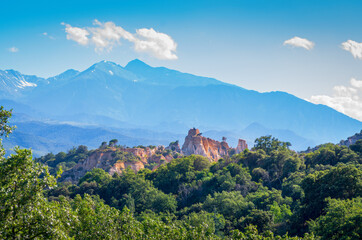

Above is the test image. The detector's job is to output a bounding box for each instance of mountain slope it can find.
[3,120,182,157]
[125,59,225,87]
[204,122,316,150]
[0,70,39,98]
[1,59,361,150]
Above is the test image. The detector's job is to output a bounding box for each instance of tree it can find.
[203,191,253,221]
[76,145,88,154]
[78,168,111,187]
[0,106,15,137]
[182,211,225,236]
[0,147,70,239]
[109,139,118,147]
[70,194,142,239]
[301,165,362,221]
[193,155,211,171]
[0,106,71,239]
[239,209,273,232]
[254,136,291,154]
[350,139,362,154]
[309,197,362,240]
[100,141,107,149]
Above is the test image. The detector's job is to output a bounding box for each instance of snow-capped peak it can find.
[17,79,37,88]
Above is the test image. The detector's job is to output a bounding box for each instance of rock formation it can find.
[181,128,248,161]
[236,139,248,153]
[61,145,176,183]
[166,140,181,152]
[61,128,249,182]
[339,130,362,147]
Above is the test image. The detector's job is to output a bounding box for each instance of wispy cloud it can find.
[341,40,362,59]
[62,20,178,60]
[283,36,315,50]
[8,47,19,53]
[308,78,362,121]
[43,32,55,40]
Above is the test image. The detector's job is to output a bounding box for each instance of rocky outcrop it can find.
[109,161,145,176]
[181,128,247,161]
[61,145,177,183]
[166,140,181,152]
[340,130,362,147]
[61,149,118,182]
[123,147,157,163]
[236,139,248,153]
[61,129,249,182]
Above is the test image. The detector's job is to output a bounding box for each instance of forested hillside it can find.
[1,106,361,239]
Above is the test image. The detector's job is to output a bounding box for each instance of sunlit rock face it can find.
[60,146,174,183]
[60,128,250,182]
[181,128,249,161]
[181,128,224,161]
[236,139,248,154]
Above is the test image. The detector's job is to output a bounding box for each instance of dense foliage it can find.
[1,106,361,239]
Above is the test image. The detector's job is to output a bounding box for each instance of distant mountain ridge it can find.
[1,59,361,153]
[0,70,38,97]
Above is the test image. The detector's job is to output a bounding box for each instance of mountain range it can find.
[1,59,361,155]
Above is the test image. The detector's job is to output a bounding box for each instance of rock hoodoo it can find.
[181,128,248,161]
[236,139,248,154]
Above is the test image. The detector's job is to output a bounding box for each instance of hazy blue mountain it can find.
[3,120,182,157]
[240,122,316,150]
[1,59,361,152]
[137,83,361,144]
[124,59,225,87]
[203,122,316,151]
[0,70,39,98]
[45,69,80,86]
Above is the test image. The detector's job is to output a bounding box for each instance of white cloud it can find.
[283,36,315,50]
[351,78,362,88]
[62,23,90,46]
[62,20,177,60]
[134,28,178,60]
[341,40,362,59]
[308,78,362,121]
[8,47,19,53]
[89,20,135,52]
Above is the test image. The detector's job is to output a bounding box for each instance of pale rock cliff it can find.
[236,139,248,153]
[61,129,248,182]
[166,140,181,152]
[61,146,174,183]
[181,128,248,161]
[182,128,240,161]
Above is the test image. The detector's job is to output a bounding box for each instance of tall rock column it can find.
[236,139,248,153]
[182,128,231,161]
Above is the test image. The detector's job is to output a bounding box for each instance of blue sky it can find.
[1,0,362,120]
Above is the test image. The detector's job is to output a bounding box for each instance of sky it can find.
[1,0,362,121]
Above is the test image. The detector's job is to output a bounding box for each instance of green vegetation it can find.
[37,145,90,175]
[0,106,361,239]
